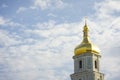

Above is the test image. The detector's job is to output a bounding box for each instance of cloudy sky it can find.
[0,0,120,80]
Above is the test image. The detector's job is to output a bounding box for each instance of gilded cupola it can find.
[74,20,100,56]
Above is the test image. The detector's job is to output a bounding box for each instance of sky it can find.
[0,0,120,80]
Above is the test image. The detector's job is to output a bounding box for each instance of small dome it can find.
[74,42,100,55]
[74,21,100,56]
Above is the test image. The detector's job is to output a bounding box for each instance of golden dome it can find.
[74,21,100,56]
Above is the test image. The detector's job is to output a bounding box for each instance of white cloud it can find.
[94,0,120,19]
[0,18,80,80]
[47,13,57,17]
[34,0,50,10]
[33,0,67,10]
[1,4,8,8]
[16,7,27,13]
[0,17,6,25]
[101,56,120,80]
[0,16,25,28]
[0,30,21,47]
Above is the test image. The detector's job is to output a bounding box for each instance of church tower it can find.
[70,20,104,80]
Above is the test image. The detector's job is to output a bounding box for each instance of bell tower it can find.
[70,20,104,80]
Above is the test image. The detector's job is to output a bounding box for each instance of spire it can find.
[82,18,90,43]
[85,17,87,26]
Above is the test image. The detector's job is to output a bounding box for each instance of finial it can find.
[85,17,87,26]
[83,17,89,40]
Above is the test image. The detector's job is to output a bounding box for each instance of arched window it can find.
[79,60,82,68]
[95,60,97,69]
